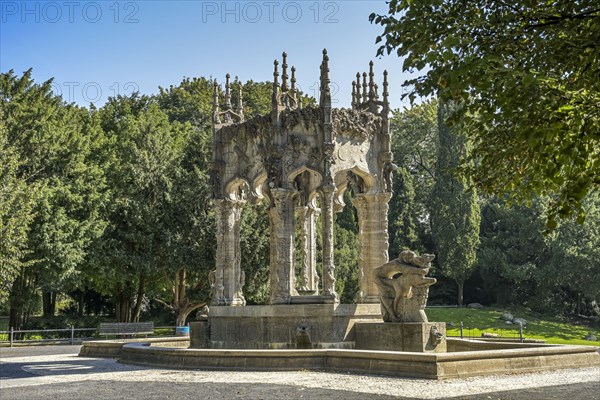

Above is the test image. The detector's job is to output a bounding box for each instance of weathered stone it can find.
[513,317,527,326]
[210,51,392,306]
[373,250,436,322]
[354,322,447,353]
[500,312,514,321]
[467,302,483,309]
[189,321,210,349]
[197,304,382,349]
[584,334,597,341]
[482,332,501,338]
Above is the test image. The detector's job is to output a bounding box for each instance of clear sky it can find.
[1,1,416,109]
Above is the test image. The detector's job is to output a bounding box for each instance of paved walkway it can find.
[1,346,599,399]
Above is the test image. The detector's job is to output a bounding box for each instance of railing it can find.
[450,321,526,342]
[0,325,178,347]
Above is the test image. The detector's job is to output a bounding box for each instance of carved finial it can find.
[236,84,244,121]
[272,59,280,122]
[291,66,296,91]
[374,84,379,100]
[320,49,331,108]
[362,72,368,103]
[356,73,362,105]
[225,73,232,110]
[212,81,220,125]
[368,61,376,102]
[272,60,279,103]
[383,70,389,111]
[282,52,288,92]
[351,81,357,109]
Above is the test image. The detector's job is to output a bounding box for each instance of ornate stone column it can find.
[213,199,246,306]
[297,205,320,294]
[321,184,339,301]
[269,188,299,304]
[354,192,392,303]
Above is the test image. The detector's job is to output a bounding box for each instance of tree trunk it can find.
[42,291,57,317]
[457,280,464,306]
[115,285,132,322]
[132,275,145,322]
[9,273,25,331]
[77,291,84,316]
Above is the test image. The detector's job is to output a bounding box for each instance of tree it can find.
[0,122,36,300]
[476,198,547,306]
[388,99,439,257]
[544,193,600,315]
[91,94,186,322]
[371,1,600,225]
[1,70,108,327]
[388,167,419,259]
[430,101,480,306]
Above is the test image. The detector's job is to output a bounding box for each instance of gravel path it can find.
[1,346,599,399]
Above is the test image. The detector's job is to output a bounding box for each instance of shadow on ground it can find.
[0,380,400,400]
[2,380,600,400]
[445,381,600,400]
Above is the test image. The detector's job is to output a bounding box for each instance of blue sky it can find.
[1,1,416,109]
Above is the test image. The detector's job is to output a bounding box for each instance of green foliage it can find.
[430,101,480,305]
[334,191,360,303]
[371,1,600,224]
[1,69,108,327]
[477,199,547,306]
[240,202,271,304]
[544,193,600,309]
[0,122,36,298]
[388,99,438,258]
[388,166,419,259]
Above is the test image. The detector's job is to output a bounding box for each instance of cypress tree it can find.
[431,101,480,306]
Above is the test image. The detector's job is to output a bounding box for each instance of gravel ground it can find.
[1,346,599,399]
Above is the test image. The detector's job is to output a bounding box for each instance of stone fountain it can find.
[80,51,600,378]
[191,49,396,350]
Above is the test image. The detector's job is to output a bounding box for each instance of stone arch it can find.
[288,166,323,208]
[333,166,378,211]
[224,177,250,201]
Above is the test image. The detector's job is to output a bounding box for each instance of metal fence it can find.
[450,321,526,342]
[0,326,178,347]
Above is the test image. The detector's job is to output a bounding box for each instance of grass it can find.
[426,307,600,346]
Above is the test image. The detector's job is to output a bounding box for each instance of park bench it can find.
[99,322,154,339]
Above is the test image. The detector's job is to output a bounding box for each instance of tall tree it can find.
[544,193,600,314]
[91,94,188,322]
[371,1,600,224]
[430,101,480,306]
[476,198,547,306]
[388,99,439,257]
[1,69,108,327]
[0,121,36,300]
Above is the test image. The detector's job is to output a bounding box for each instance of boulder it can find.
[500,312,514,321]
[504,320,513,325]
[467,303,483,309]
[584,334,597,341]
[482,332,501,338]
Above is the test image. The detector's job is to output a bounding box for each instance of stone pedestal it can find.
[354,322,446,353]
[189,321,211,349]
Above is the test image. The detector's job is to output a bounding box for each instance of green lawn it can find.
[426,307,600,346]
